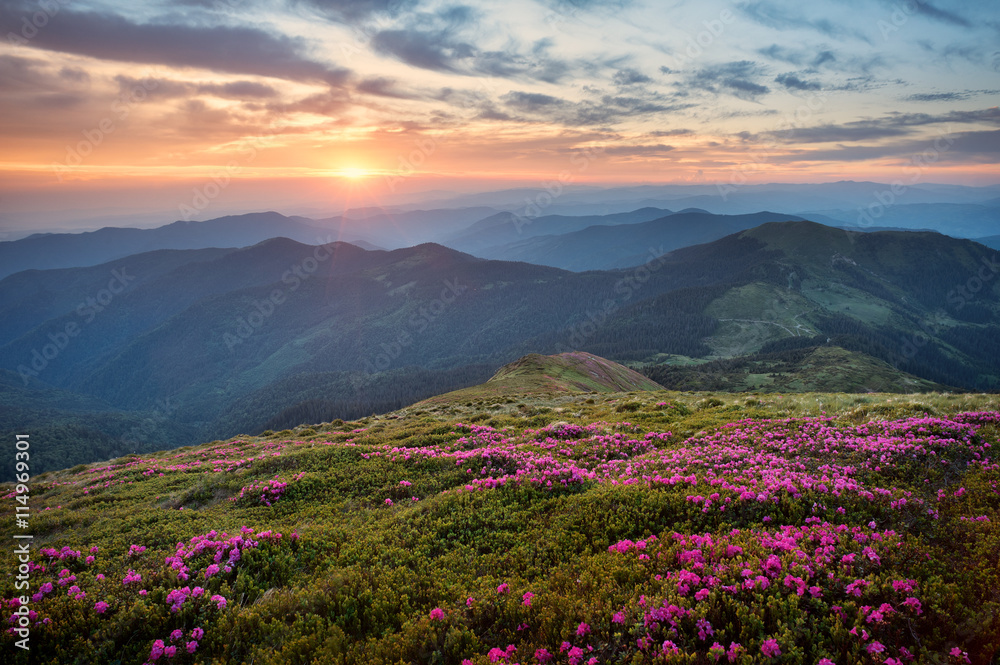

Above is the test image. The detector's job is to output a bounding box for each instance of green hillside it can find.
[643,345,947,393]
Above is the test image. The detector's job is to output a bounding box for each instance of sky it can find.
[0,0,998,231]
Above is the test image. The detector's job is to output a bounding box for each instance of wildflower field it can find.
[2,391,998,664]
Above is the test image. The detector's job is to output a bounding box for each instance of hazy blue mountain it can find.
[314,206,499,249]
[801,203,1000,239]
[0,212,334,279]
[0,207,500,279]
[410,181,1000,217]
[443,207,672,254]
[474,211,807,270]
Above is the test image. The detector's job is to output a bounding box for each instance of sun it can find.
[338,167,371,179]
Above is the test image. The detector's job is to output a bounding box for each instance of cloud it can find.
[201,81,279,99]
[32,92,86,109]
[887,0,971,27]
[476,104,514,121]
[503,91,566,113]
[371,29,475,73]
[774,73,822,91]
[58,67,90,83]
[0,54,50,91]
[737,1,873,43]
[917,40,989,67]
[613,68,653,86]
[0,54,89,110]
[355,76,417,98]
[370,10,575,84]
[474,49,574,84]
[686,61,771,101]
[267,88,352,115]
[292,0,419,22]
[0,4,352,86]
[755,107,1000,144]
[942,129,1000,156]
[779,124,911,143]
[498,87,689,128]
[603,143,675,156]
[774,129,1000,163]
[113,75,279,101]
[648,128,693,137]
[758,45,841,71]
[905,90,999,102]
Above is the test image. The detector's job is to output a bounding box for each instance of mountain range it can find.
[1,216,999,478]
[464,210,809,271]
[3,181,998,279]
[0,207,498,280]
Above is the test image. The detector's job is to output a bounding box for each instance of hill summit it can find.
[417,351,662,406]
[491,351,663,393]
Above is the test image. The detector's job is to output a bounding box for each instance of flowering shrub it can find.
[231,472,305,506]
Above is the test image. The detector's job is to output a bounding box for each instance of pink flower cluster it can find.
[164,527,265,582]
[147,626,204,662]
[231,472,305,506]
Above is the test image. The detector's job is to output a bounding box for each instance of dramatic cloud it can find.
[0,4,352,86]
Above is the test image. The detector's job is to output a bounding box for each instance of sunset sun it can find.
[338,167,371,179]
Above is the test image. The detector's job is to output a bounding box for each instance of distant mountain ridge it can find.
[977,235,1000,250]
[0,208,498,280]
[470,211,808,271]
[443,207,672,254]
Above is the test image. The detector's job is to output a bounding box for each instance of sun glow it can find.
[338,167,371,179]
